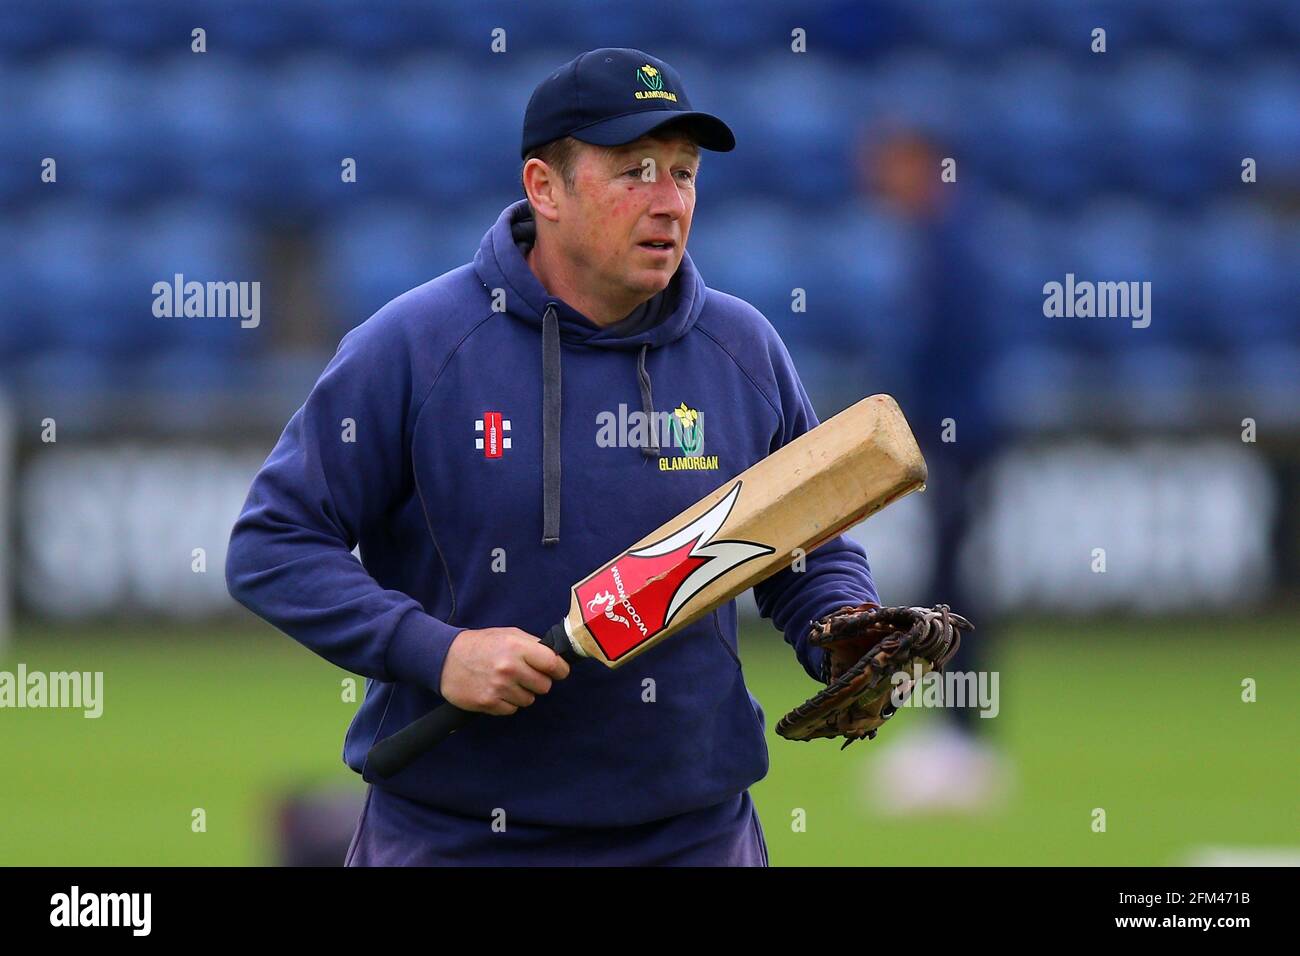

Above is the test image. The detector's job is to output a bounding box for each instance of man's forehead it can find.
[605,136,701,159]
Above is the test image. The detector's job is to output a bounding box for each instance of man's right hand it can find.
[439,627,571,715]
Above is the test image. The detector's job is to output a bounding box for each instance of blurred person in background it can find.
[855,124,1012,814]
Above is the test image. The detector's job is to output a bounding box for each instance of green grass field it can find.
[2,614,1295,865]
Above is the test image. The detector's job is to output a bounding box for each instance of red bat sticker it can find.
[574,481,774,660]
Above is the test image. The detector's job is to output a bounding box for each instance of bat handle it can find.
[365,620,575,780]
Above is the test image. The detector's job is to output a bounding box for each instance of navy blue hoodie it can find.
[226,199,879,830]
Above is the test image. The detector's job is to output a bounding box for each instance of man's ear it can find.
[523,158,563,223]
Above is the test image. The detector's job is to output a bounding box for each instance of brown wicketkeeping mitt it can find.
[775,603,974,748]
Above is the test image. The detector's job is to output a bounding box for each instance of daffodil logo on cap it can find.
[637,64,663,90]
[635,64,678,102]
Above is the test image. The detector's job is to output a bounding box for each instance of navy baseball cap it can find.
[521,48,736,159]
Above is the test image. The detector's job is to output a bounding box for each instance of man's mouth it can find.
[638,240,675,252]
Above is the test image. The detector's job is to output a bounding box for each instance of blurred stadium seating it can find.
[1,0,1295,425]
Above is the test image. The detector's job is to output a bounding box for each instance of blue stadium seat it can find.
[804,0,915,56]
[148,56,273,208]
[1150,0,1257,55]
[380,55,484,205]
[1272,0,1300,46]
[686,202,806,331]
[420,0,559,53]
[863,54,969,149]
[986,345,1083,430]
[1102,55,1218,202]
[28,52,159,202]
[907,0,1026,52]
[188,0,316,57]
[969,201,1066,352]
[461,57,554,199]
[22,202,152,355]
[133,348,248,396]
[261,55,401,217]
[549,0,691,54]
[1187,204,1289,347]
[797,204,920,356]
[687,0,792,54]
[82,0,186,54]
[0,0,71,55]
[1023,0,1149,50]
[1230,60,1300,179]
[8,350,119,400]
[0,64,40,207]
[1225,309,1297,349]
[0,223,46,359]
[1152,213,1220,345]
[406,200,506,287]
[312,0,424,56]
[1283,222,1300,333]
[709,57,853,204]
[321,198,513,335]
[975,55,1094,204]
[319,202,455,330]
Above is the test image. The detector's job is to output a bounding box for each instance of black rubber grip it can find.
[366,621,574,780]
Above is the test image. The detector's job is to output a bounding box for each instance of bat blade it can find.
[564,393,926,666]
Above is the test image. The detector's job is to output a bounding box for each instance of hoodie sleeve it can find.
[750,332,881,683]
[225,313,464,694]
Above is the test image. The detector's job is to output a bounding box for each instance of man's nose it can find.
[647,168,687,218]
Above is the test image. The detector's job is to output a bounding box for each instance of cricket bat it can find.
[367,393,926,778]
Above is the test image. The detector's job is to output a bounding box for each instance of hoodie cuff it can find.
[807,643,828,683]
[385,611,465,694]
[798,593,877,683]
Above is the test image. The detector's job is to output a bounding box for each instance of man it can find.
[226,48,880,866]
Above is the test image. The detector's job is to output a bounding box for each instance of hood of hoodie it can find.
[473,199,705,351]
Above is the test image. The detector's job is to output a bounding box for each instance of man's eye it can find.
[622,167,694,181]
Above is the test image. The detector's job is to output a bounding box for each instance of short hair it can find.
[520,136,582,200]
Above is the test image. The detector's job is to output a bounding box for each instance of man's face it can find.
[554,133,700,304]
